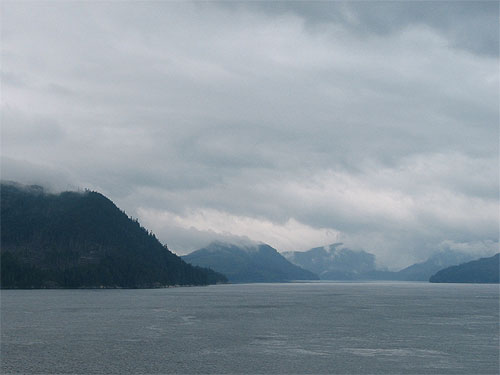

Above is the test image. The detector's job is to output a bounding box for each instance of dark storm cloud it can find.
[1,1,498,268]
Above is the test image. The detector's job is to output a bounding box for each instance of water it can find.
[1,282,498,374]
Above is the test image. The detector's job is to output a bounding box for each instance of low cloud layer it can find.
[1,2,498,268]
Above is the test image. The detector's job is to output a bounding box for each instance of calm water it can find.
[1,282,499,374]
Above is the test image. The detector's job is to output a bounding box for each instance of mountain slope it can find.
[283,243,376,280]
[359,250,478,281]
[429,254,499,283]
[0,182,227,288]
[182,242,319,283]
[390,250,477,281]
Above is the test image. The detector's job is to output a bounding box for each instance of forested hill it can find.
[0,182,227,288]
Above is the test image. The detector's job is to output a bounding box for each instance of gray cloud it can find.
[227,1,499,57]
[1,1,498,268]
[0,157,77,193]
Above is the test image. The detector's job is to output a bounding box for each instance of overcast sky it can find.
[1,1,498,268]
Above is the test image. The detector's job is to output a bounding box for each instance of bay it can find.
[1,282,498,374]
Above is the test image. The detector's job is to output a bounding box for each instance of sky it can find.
[1,1,498,269]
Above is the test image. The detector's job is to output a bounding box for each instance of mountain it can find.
[429,254,499,283]
[359,250,478,281]
[386,250,477,281]
[182,241,319,283]
[283,244,478,281]
[283,243,377,280]
[0,182,227,288]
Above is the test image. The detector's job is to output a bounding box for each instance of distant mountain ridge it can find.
[429,254,499,283]
[182,241,319,283]
[0,182,227,288]
[284,243,480,281]
[283,243,376,280]
[383,250,476,281]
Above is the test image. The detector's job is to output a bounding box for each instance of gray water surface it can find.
[1,282,499,374]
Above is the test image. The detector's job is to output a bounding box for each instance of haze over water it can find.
[2,282,498,374]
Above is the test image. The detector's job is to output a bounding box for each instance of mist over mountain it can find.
[283,243,376,280]
[0,182,227,288]
[182,241,319,283]
[2,181,493,287]
[385,250,477,281]
[429,254,499,283]
[284,244,481,281]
